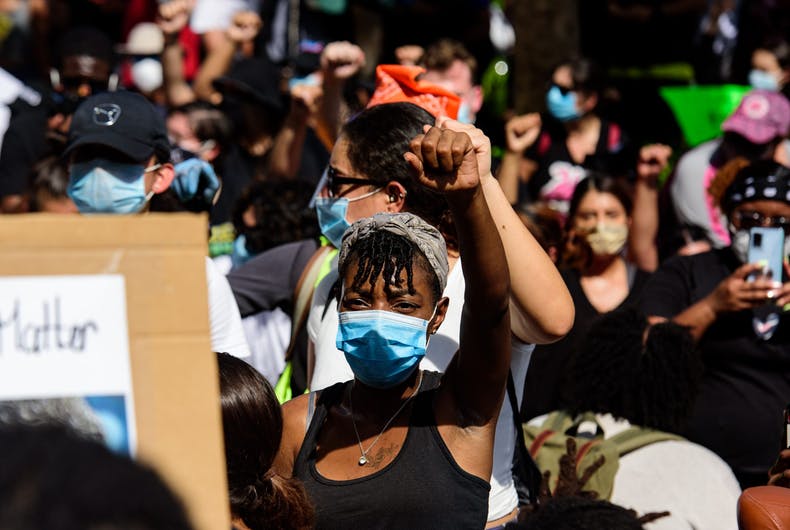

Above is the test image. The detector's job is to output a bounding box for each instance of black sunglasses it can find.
[325,166,379,198]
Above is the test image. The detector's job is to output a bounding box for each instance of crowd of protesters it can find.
[4,0,790,529]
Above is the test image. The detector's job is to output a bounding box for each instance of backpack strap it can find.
[609,427,684,456]
[507,370,542,506]
[284,244,335,363]
[305,390,317,435]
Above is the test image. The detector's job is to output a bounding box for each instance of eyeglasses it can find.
[325,166,379,198]
[734,210,790,233]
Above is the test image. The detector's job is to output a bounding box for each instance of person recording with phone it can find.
[641,159,790,489]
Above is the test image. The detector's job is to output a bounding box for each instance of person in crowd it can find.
[527,307,741,530]
[641,160,790,489]
[419,38,483,125]
[522,168,664,421]
[499,56,636,214]
[27,155,78,213]
[63,90,250,359]
[749,35,790,96]
[116,22,166,106]
[669,89,790,248]
[0,424,194,530]
[275,124,511,528]
[305,102,573,526]
[229,179,320,384]
[0,25,117,213]
[517,203,564,264]
[217,352,314,530]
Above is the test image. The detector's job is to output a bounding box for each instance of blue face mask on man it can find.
[68,158,158,214]
[337,308,435,388]
[314,186,382,248]
[546,85,582,122]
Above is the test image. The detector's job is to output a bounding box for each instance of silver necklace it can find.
[348,371,424,466]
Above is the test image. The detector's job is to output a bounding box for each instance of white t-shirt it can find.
[241,308,291,385]
[529,413,741,529]
[205,257,250,358]
[307,258,534,521]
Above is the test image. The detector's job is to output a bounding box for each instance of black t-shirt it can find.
[639,248,790,488]
[522,264,651,421]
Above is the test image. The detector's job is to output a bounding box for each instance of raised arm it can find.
[156,0,197,107]
[441,117,574,344]
[628,144,672,272]
[267,80,323,180]
[404,125,510,428]
[497,113,542,205]
[193,10,262,103]
[316,41,366,147]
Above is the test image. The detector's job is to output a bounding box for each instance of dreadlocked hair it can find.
[512,494,663,530]
[514,439,669,529]
[564,307,701,433]
[340,230,441,303]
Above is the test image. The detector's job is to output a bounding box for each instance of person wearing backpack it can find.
[524,307,741,530]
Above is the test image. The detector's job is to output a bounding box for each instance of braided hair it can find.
[339,230,442,304]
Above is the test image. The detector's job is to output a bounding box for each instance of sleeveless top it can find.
[293,372,491,529]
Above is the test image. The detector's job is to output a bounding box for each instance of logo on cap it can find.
[92,104,122,126]
[743,95,770,120]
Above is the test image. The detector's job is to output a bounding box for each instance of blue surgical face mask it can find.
[337,309,435,388]
[314,187,382,248]
[749,69,780,91]
[68,158,157,214]
[457,101,473,124]
[546,85,581,122]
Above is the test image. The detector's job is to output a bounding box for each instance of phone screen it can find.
[748,227,784,282]
[784,404,790,449]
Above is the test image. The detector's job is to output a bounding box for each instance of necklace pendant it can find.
[358,455,368,466]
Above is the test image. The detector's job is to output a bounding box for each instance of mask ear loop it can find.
[426,304,440,341]
[138,163,163,214]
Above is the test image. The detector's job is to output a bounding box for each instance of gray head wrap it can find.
[338,212,449,292]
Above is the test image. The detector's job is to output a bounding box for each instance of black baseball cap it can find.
[212,57,285,113]
[64,91,170,162]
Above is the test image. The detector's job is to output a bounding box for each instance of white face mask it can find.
[131,58,163,93]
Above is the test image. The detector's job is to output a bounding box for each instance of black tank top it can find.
[293,372,490,529]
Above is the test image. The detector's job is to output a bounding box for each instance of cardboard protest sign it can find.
[0,213,229,530]
[0,274,136,454]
